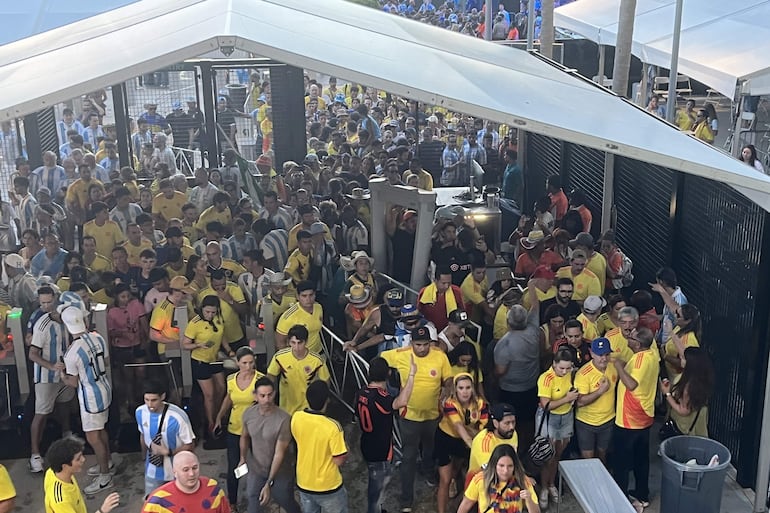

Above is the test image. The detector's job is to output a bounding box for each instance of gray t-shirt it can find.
[494,308,541,392]
[241,404,293,477]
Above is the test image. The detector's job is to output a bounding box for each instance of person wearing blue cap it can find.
[166,100,195,150]
[573,337,618,463]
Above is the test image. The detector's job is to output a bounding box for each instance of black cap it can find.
[490,403,516,420]
[298,204,315,216]
[448,309,470,327]
[165,226,183,238]
[148,267,169,283]
[410,326,432,341]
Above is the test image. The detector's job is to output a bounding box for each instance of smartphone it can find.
[234,463,248,479]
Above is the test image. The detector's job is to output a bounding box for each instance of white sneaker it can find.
[83,474,113,495]
[87,460,115,476]
[30,455,44,473]
[549,485,561,504]
[539,488,549,509]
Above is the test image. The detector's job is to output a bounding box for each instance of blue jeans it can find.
[367,461,392,513]
[298,487,348,513]
[246,472,301,513]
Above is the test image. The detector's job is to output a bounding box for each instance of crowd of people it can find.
[0,67,718,513]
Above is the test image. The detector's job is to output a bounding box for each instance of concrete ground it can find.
[3,417,755,513]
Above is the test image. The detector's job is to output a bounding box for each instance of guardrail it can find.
[376,272,420,303]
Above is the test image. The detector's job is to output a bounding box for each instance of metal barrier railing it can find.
[170,146,200,175]
[376,272,420,303]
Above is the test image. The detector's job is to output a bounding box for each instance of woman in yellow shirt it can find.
[662,303,701,380]
[435,373,489,513]
[459,445,540,513]
[181,295,231,436]
[214,347,263,507]
[448,341,484,398]
[185,255,210,307]
[536,348,579,508]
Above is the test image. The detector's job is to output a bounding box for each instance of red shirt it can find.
[417,285,465,332]
[514,249,564,277]
[549,190,569,221]
[142,477,230,513]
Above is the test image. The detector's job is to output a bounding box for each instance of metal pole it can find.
[597,45,606,84]
[484,0,493,41]
[527,0,535,50]
[665,0,684,123]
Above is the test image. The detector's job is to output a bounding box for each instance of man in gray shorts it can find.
[574,338,619,463]
[27,286,76,473]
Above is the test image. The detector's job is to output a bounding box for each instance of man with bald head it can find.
[205,240,246,281]
[142,451,231,512]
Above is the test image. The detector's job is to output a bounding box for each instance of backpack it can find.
[559,209,583,238]
[612,250,634,289]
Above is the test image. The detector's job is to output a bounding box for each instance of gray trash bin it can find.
[660,435,731,513]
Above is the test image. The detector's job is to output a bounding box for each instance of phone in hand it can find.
[234,463,248,479]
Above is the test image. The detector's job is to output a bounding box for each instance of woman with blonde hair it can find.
[458,444,540,513]
[435,373,489,513]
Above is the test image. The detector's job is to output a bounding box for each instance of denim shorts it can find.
[535,407,574,441]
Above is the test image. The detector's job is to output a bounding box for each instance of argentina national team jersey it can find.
[136,403,195,482]
[63,332,112,413]
[30,313,69,384]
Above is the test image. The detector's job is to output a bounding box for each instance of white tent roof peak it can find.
[1,0,770,210]
[554,0,770,98]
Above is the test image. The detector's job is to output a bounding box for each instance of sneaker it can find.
[83,474,114,495]
[549,485,560,504]
[30,455,44,473]
[539,488,549,509]
[400,508,412,513]
[424,475,438,487]
[87,461,115,477]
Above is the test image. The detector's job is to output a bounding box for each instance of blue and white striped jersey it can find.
[135,403,195,481]
[63,332,112,413]
[30,313,69,384]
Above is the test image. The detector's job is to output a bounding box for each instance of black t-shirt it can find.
[356,385,395,462]
[391,229,415,283]
[167,112,195,148]
[553,339,592,368]
[540,298,581,322]
[431,245,482,287]
[417,140,446,177]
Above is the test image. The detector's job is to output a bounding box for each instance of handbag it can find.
[148,404,169,467]
[528,402,554,466]
[659,407,701,442]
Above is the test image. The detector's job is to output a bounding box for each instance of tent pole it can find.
[484,0,493,41]
[665,0,684,123]
[639,63,648,107]
[597,45,606,84]
[527,0,535,51]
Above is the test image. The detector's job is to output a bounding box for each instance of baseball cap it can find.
[309,222,326,235]
[165,226,183,238]
[169,276,195,294]
[490,403,517,420]
[571,249,588,260]
[583,295,607,315]
[297,204,315,216]
[172,101,182,110]
[4,254,25,269]
[400,304,420,318]
[385,289,405,307]
[410,326,432,341]
[591,337,612,356]
[448,309,470,327]
[532,265,555,280]
[61,306,87,335]
[402,210,417,222]
[37,186,52,196]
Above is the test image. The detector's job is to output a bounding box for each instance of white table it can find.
[558,459,637,513]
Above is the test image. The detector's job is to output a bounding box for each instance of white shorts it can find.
[34,382,76,415]
[80,408,109,432]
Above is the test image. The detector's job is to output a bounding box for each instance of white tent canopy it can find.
[1,0,770,209]
[554,0,770,99]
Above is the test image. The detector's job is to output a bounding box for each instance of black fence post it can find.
[23,108,57,167]
[112,83,131,169]
[270,65,307,166]
[200,64,218,168]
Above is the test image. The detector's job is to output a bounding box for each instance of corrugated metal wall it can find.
[565,143,604,239]
[524,133,562,211]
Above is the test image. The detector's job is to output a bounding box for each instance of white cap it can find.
[4,254,25,269]
[61,306,87,335]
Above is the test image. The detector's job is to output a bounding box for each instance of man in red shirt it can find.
[417,266,466,332]
[546,175,569,222]
[142,451,230,512]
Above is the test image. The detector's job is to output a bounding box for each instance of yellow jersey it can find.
[493,304,510,340]
[197,284,246,344]
[468,429,519,473]
[574,361,618,426]
[287,222,333,252]
[44,469,85,513]
[555,267,601,302]
[464,471,537,513]
[586,252,607,291]
[438,396,489,438]
[605,327,634,363]
[381,346,452,422]
[65,178,102,210]
[0,464,15,504]
[83,220,124,259]
[149,298,180,355]
[195,206,232,233]
[152,191,187,222]
[461,273,488,321]
[84,252,112,273]
[267,292,297,324]
[521,286,556,310]
[664,328,699,380]
[122,238,154,266]
[184,314,226,363]
[276,303,323,354]
[226,371,263,435]
[291,409,346,493]
[596,312,616,335]
[267,348,329,414]
[616,349,659,429]
[284,250,311,286]
[577,313,600,342]
[537,367,574,415]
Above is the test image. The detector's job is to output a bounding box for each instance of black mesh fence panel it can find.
[565,143,604,239]
[524,133,562,212]
[613,157,675,290]
[675,175,766,482]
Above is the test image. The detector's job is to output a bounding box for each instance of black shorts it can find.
[575,418,614,453]
[111,345,146,365]
[433,427,470,467]
[191,359,223,381]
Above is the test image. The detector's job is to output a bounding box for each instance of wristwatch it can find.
[268,479,275,487]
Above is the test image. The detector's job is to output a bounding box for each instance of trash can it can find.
[225,83,248,111]
[660,435,731,513]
